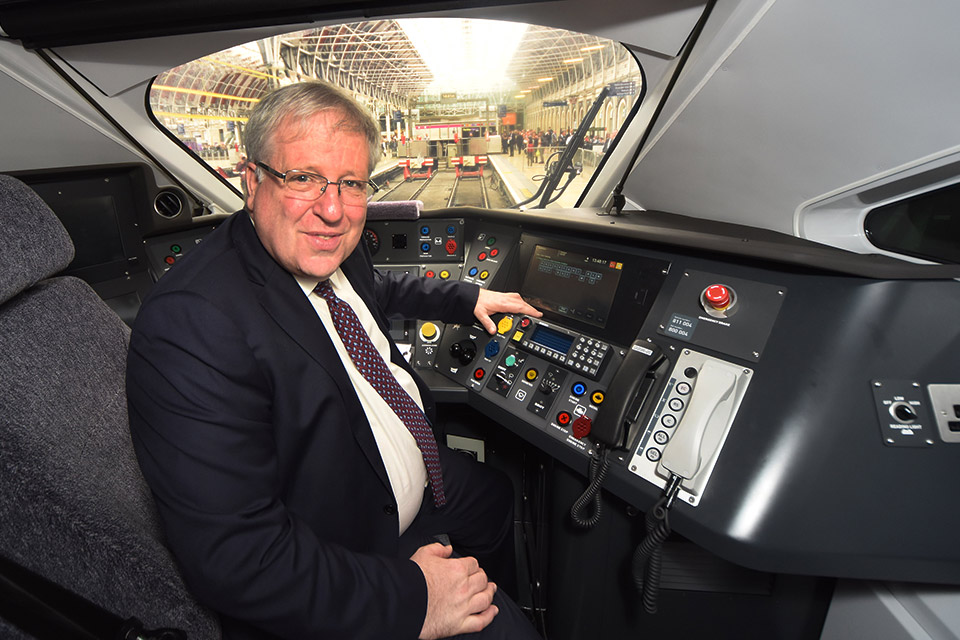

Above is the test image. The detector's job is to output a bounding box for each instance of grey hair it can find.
[243,81,382,188]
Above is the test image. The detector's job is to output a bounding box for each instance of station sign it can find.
[607,81,637,97]
[498,105,507,117]
[542,100,567,107]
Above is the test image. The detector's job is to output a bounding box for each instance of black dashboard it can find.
[364,207,960,586]
[17,162,960,586]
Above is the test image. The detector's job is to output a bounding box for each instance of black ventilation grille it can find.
[153,190,184,219]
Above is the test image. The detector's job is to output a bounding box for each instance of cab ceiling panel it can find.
[13,0,704,100]
[0,0,545,48]
[628,0,960,238]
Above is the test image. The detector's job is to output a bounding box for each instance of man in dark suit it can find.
[127,81,542,640]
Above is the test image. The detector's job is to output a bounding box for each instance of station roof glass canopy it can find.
[151,18,623,115]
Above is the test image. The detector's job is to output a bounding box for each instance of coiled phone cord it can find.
[631,494,672,613]
[569,445,611,529]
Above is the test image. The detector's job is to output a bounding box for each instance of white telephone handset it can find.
[659,361,737,482]
[626,350,751,507]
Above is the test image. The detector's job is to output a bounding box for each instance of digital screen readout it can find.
[529,325,574,354]
[520,244,623,328]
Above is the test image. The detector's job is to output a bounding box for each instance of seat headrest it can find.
[0,174,74,305]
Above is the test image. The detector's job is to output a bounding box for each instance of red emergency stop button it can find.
[704,284,730,309]
[701,283,738,317]
[557,411,572,426]
[572,416,592,439]
[445,239,457,254]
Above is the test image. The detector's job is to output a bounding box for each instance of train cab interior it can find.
[1,0,959,638]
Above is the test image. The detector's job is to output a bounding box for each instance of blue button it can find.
[420,242,430,252]
[420,225,430,236]
[485,340,500,358]
[446,225,456,235]
[468,267,478,276]
[572,382,586,396]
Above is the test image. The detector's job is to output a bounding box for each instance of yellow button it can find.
[420,321,439,342]
[479,270,489,280]
[497,316,514,334]
[591,391,605,405]
[525,368,539,381]
[439,270,450,280]
[512,330,524,342]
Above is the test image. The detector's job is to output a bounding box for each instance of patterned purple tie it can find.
[315,280,446,507]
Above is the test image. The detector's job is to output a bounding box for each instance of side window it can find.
[864,182,960,263]
[148,19,642,210]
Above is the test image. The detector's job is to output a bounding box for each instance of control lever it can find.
[449,339,477,366]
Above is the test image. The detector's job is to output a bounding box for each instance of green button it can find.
[486,237,496,246]
[505,354,517,367]
[171,244,182,253]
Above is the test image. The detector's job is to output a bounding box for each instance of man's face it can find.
[244,111,370,280]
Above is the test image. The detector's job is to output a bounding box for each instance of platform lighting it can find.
[536,77,553,82]
[580,44,604,51]
[514,94,525,98]
[562,57,583,63]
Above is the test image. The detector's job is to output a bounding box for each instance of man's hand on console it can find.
[474,289,542,335]
[412,543,499,639]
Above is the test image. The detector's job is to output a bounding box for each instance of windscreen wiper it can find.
[515,86,610,209]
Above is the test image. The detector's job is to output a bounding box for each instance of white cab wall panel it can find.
[627,0,960,244]
[0,44,144,172]
[457,0,705,56]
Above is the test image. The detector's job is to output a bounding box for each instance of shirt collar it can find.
[293,268,345,298]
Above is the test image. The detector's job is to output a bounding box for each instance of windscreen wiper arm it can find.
[532,85,610,209]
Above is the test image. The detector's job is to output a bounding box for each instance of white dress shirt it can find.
[294,269,427,534]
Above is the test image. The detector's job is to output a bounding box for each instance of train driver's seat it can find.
[0,173,219,638]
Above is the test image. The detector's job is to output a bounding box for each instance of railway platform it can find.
[486,153,592,209]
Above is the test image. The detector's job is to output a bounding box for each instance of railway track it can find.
[374,166,507,209]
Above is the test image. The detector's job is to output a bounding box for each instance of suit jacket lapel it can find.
[229,210,392,492]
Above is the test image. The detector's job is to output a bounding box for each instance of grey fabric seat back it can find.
[0,173,219,638]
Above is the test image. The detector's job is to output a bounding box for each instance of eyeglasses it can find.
[255,162,379,204]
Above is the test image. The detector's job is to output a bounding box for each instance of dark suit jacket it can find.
[127,209,479,640]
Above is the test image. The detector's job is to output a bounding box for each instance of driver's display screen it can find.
[520,244,623,329]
